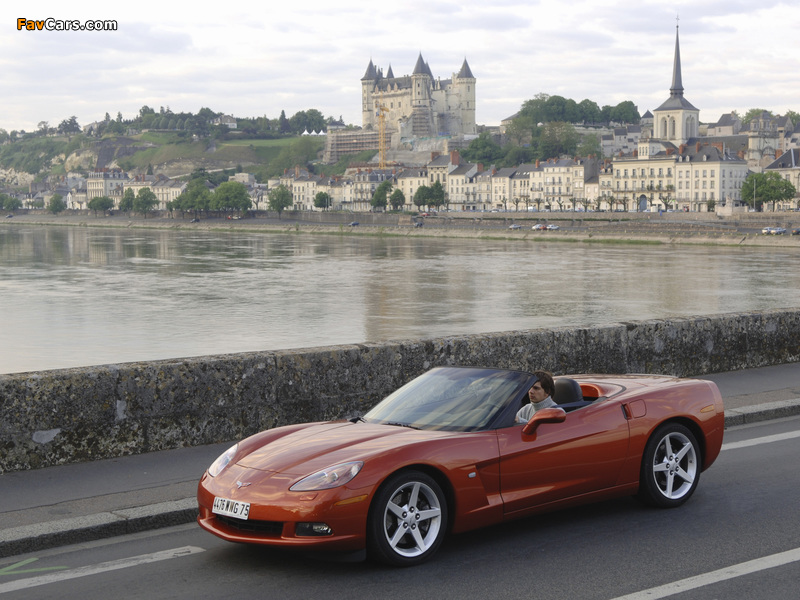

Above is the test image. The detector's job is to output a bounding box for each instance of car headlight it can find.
[208,444,238,477]
[290,461,364,491]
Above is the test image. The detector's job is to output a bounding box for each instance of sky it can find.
[2,0,799,134]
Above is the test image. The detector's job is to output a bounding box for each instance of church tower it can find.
[653,24,699,145]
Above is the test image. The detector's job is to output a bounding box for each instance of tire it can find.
[638,423,701,508]
[367,470,448,567]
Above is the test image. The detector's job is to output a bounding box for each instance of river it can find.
[1,223,798,374]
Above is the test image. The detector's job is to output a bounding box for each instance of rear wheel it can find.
[638,423,700,508]
[367,470,447,567]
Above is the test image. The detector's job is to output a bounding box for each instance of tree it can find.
[133,188,158,217]
[461,132,504,164]
[742,108,771,125]
[506,115,534,146]
[389,188,406,211]
[47,194,66,214]
[609,101,640,124]
[278,110,290,133]
[577,133,603,158]
[175,179,212,217]
[371,180,392,211]
[119,188,135,213]
[2,193,22,211]
[413,185,432,210]
[212,181,251,214]
[268,184,293,218]
[784,110,800,126]
[429,181,445,209]
[578,99,602,123]
[741,172,796,211]
[539,122,579,158]
[87,195,114,216]
[57,116,80,135]
[314,191,332,210]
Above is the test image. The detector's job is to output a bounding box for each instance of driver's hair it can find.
[533,370,555,397]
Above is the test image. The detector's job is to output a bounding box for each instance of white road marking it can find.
[0,546,205,594]
[722,430,800,451]
[610,547,800,600]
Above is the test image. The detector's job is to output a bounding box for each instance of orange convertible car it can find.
[197,366,724,566]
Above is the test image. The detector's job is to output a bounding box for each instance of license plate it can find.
[212,497,250,520]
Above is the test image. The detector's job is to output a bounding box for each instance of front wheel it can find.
[367,470,448,567]
[638,423,701,508]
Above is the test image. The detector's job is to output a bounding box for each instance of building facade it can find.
[361,54,477,139]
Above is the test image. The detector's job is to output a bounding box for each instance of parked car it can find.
[546,224,560,231]
[792,228,800,235]
[771,227,787,235]
[197,366,724,567]
[508,223,521,229]
[532,223,546,230]
[4,214,12,219]
[348,221,359,227]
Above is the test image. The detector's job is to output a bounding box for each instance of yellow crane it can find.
[376,95,389,169]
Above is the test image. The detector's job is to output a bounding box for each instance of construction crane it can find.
[376,95,389,169]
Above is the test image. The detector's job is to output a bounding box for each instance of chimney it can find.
[666,148,674,155]
[535,160,540,168]
[450,150,460,166]
[696,142,701,152]
[776,150,782,159]
[679,144,687,154]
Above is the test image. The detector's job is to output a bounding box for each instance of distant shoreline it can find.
[4,212,800,248]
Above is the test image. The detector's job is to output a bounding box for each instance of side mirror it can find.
[521,407,567,436]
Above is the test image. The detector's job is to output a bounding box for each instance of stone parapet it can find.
[2,310,799,473]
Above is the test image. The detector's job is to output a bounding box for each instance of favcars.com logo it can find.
[17,18,118,31]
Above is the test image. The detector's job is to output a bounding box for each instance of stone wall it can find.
[2,309,799,473]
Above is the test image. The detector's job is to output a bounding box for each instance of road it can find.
[2,416,798,600]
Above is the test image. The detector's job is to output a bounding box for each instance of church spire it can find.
[669,24,684,99]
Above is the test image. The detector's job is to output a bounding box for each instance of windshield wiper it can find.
[387,421,420,429]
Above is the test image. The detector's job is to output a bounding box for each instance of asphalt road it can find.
[2,416,799,600]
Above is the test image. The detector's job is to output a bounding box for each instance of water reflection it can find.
[1,224,798,374]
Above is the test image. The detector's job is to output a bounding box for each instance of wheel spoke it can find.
[662,436,674,457]
[675,466,694,485]
[664,471,675,496]
[388,525,407,550]
[386,500,404,519]
[409,526,427,551]
[417,507,441,523]
[653,461,669,473]
[675,441,692,461]
[407,482,421,507]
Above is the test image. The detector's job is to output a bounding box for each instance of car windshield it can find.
[363,367,532,432]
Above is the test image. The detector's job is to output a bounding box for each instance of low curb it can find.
[723,398,800,427]
[0,499,197,559]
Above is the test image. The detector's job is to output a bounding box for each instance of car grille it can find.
[217,515,284,536]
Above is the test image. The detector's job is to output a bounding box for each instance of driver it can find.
[515,370,557,423]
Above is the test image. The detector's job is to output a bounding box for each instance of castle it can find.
[360,54,477,139]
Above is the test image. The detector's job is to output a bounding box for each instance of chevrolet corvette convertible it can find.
[197,367,724,566]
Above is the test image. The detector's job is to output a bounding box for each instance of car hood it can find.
[236,421,450,476]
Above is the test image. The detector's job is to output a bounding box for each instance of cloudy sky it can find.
[1,0,798,133]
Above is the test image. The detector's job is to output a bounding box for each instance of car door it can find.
[496,401,630,516]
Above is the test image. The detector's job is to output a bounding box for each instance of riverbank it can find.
[5,211,800,248]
